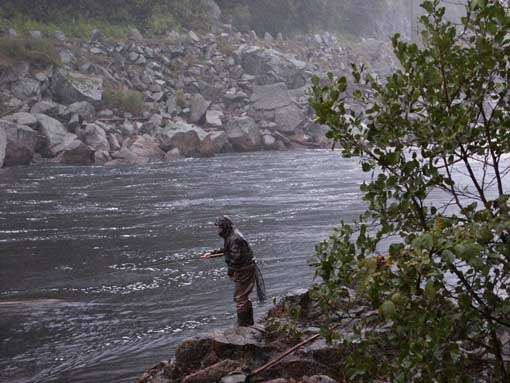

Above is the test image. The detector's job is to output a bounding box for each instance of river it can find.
[0,150,369,383]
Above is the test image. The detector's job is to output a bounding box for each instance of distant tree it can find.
[309,0,510,381]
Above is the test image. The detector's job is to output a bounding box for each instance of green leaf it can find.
[379,300,397,319]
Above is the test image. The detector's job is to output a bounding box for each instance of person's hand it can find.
[201,252,212,259]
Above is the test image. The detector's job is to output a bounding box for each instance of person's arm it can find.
[201,248,224,259]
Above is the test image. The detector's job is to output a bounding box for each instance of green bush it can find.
[309,0,510,381]
[148,13,180,35]
[0,36,60,65]
[104,86,144,115]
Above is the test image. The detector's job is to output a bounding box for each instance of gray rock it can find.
[58,48,76,65]
[30,100,60,117]
[264,32,274,41]
[56,139,95,165]
[108,133,121,152]
[0,124,6,168]
[120,120,136,136]
[189,94,211,124]
[5,28,17,38]
[314,34,323,45]
[157,121,202,156]
[274,103,305,133]
[199,130,228,157]
[166,95,177,115]
[277,33,284,41]
[111,135,165,164]
[128,51,139,62]
[67,113,81,133]
[189,31,200,43]
[11,79,41,100]
[182,359,241,383]
[164,147,181,161]
[0,121,41,166]
[308,375,336,383]
[128,28,144,42]
[249,30,258,42]
[66,101,96,123]
[225,116,262,151]
[52,30,66,41]
[236,46,306,88]
[29,30,42,39]
[262,133,277,149]
[82,123,110,151]
[205,110,223,127]
[51,69,103,105]
[90,29,104,43]
[221,376,246,383]
[34,113,78,157]
[250,83,292,111]
[2,112,38,127]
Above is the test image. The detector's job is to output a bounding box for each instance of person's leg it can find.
[233,264,256,326]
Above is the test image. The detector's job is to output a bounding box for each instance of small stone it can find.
[29,30,42,39]
[52,30,66,41]
[189,30,200,43]
[5,28,17,38]
[90,29,104,43]
[128,28,143,42]
[264,32,274,41]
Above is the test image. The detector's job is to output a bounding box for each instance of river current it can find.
[0,150,369,383]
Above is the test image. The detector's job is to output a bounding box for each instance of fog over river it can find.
[0,150,370,383]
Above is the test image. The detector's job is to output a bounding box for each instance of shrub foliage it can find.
[309,0,510,381]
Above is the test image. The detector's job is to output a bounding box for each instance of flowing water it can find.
[0,150,369,383]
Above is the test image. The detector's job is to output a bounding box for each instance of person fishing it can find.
[202,215,265,326]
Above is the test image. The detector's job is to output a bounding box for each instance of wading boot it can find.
[237,303,254,327]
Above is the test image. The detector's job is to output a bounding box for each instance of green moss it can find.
[104,86,144,115]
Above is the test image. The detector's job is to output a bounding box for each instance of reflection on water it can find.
[0,150,368,383]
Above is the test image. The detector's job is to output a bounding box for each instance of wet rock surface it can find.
[136,289,355,383]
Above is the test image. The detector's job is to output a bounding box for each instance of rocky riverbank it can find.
[136,288,376,383]
[0,22,397,168]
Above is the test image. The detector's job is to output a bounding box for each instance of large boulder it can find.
[0,125,6,168]
[81,123,110,151]
[34,113,78,157]
[0,120,41,166]
[51,69,103,105]
[1,112,38,127]
[199,131,228,157]
[30,100,63,118]
[190,94,211,124]
[274,103,306,133]
[56,139,95,165]
[225,117,262,151]
[157,121,202,157]
[11,78,41,100]
[65,101,96,123]
[110,135,165,165]
[235,46,307,89]
[250,83,292,111]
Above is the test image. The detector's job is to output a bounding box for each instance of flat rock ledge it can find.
[137,289,350,383]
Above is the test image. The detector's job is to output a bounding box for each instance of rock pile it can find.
[136,289,357,383]
[0,25,397,167]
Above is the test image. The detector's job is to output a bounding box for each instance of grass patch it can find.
[104,85,144,115]
[0,12,132,40]
[0,36,60,66]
